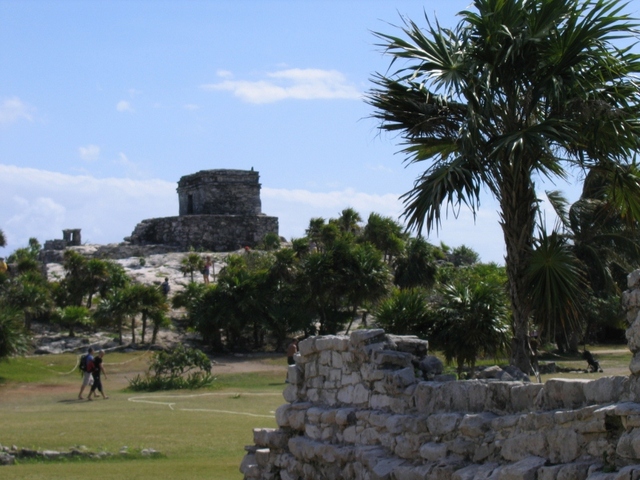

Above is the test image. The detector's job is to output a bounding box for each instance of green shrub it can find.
[127,344,213,391]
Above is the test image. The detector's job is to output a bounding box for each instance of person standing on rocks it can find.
[161,277,170,297]
[87,350,108,400]
[203,256,212,285]
[78,347,94,400]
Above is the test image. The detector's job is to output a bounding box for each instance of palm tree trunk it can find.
[131,316,136,345]
[500,167,537,375]
[141,313,147,344]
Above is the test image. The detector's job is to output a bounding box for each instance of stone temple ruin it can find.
[126,169,278,252]
[241,270,640,479]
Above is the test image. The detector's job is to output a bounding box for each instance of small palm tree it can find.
[0,307,28,359]
[180,253,204,283]
[434,281,511,377]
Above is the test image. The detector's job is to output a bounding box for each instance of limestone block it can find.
[309,376,325,389]
[585,376,628,404]
[304,423,322,440]
[362,363,386,382]
[307,406,324,424]
[473,441,499,463]
[392,464,433,480]
[459,412,497,438]
[306,388,320,403]
[427,412,462,436]
[350,329,386,347]
[370,393,392,410]
[343,425,357,443]
[453,463,500,480]
[615,465,640,479]
[253,428,276,446]
[305,361,318,379]
[629,353,640,376]
[415,382,438,415]
[359,427,381,445]
[319,350,332,366]
[298,336,317,356]
[283,384,299,403]
[321,409,336,424]
[275,404,291,428]
[628,270,640,289]
[373,350,413,368]
[353,383,371,405]
[315,335,349,352]
[239,453,257,475]
[338,385,355,404]
[394,434,423,459]
[254,448,270,467]
[464,381,492,412]
[385,367,416,392]
[320,387,338,406]
[342,351,355,364]
[487,382,515,413]
[616,428,640,459]
[544,378,589,409]
[546,427,581,464]
[288,409,307,431]
[342,372,362,385]
[335,408,357,426]
[287,364,303,385]
[366,342,389,358]
[448,437,477,458]
[510,384,544,412]
[517,411,554,431]
[500,432,546,462]
[387,335,429,357]
[419,440,448,463]
[332,351,344,368]
[626,321,640,353]
[492,455,546,480]
[371,457,408,480]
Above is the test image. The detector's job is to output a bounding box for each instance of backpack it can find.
[79,354,93,373]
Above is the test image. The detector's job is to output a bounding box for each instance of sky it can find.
[1,0,636,264]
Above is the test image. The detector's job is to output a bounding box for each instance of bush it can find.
[127,345,213,391]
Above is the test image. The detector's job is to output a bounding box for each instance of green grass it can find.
[0,353,284,480]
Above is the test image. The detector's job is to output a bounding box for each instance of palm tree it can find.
[180,253,204,283]
[393,237,440,290]
[129,284,169,344]
[362,213,405,263]
[0,307,28,359]
[336,207,363,236]
[367,0,640,372]
[434,281,511,377]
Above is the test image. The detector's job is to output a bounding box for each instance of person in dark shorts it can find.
[87,350,108,400]
[78,347,94,400]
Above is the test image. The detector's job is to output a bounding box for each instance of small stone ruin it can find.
[240,270,640,479]
[126,169,278,252]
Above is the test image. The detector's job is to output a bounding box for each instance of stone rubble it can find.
[240,269,640,480]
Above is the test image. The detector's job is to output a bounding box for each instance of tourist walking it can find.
[161,277,170,297]
[87,350,108,400]
[78,347,94,400]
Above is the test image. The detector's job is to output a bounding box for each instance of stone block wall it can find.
[126,214,278,252]
[240,270,640,480]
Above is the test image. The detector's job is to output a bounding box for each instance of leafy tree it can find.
[367,0,640,372]
[0,228,6,248]
[94,286,137,344]
[449,245,480,267]
[1,271,52,329]
[433,281,511,376]
[0,307,29,359]
[53,305,92,337]
[393,237,440,290]
[362,213,405,263]
[374,288,435,338]
[128,284,169,344]
[305,218,325,252]
[259,232,281,251]
[335,207,363,236]
[180,253,204,283]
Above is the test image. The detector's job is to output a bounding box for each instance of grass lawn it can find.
[0,353,286,480]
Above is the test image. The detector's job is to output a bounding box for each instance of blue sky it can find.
[1,0,627,263]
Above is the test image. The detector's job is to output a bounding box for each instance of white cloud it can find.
[201,68,361,104]
[78,144,100,162]
[116,100,134,112]
[0,164,176,256]
[183,104,200,111]
[0,97,34,125]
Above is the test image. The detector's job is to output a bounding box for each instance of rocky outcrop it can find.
[240,269,640,480]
